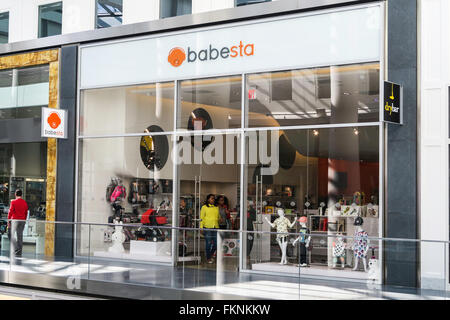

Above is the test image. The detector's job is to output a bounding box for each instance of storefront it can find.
[0,49,60,257]
[76,2,385,282]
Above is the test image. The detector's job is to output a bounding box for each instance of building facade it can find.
[0,0,446,298]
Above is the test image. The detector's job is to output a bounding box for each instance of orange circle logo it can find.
[168,47,186,67]
[47,112,61,129]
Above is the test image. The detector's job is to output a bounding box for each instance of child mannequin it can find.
[293,216,311,267]
[265,209,296,265]
[352,217,369,271]
[332,234,346,268]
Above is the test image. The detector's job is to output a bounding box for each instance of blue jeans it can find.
[204,229,217,260]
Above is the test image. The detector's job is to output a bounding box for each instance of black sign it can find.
[383,81,403,124]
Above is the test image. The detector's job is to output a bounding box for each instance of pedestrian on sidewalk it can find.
[8,189,29,258]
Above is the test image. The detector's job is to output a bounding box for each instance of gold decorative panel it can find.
[0,49,60,257]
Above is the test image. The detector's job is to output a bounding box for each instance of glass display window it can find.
[243,126,379,273]
[80,82,175,136]
[246,63,380,128]
[178,76,242,130]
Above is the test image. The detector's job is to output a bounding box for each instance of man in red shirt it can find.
[8,190,28,257]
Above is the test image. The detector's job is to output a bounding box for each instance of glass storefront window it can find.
[246,63,380,127]
[243,126,379,271]
[0,142,47,220]
[77,135,173,260]
[176,132,241,263]
[178,76,242,130]
[0,65,49,120]
[80,82,174,136]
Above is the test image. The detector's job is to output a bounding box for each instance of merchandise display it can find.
[332,234,346,268]
[293,216,310,267]
[264,208,297,265]
[352,217,369,272]
[109,220,126,253]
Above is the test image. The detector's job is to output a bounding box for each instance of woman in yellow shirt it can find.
[200,194,220,264]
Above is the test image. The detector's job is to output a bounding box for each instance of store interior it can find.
[78,63,381,279]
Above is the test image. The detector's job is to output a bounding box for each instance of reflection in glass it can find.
[246,63,380,127]
[161,0,192,19]
[0,65,49,120]
[236,0,271,6]
[78,136,173,262]
[38,2,62,38]
[0,12,9,44]
[179,76,242,130]
[244,127,379,272]
[177,132,241,267]
[81,82,174,136]
[96,0,123,28]
[0,142,47,220]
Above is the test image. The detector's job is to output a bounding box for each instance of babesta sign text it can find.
[168,41,255,67]
[41,107,68,139]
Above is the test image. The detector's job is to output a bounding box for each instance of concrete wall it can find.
[385,0,418,287]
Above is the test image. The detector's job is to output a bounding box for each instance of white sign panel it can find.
[80,6,381,89]
[41,107,68,139]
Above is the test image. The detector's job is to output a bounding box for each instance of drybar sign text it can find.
[383,81,403,124]
[168,41,255,67]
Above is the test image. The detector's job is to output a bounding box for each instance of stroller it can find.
[135,201,168,242]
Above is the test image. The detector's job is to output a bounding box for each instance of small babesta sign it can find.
[41,107,68,139]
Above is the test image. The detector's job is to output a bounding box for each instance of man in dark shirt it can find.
[8,189,29,258]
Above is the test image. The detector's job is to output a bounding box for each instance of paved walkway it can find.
[0,255,447,300]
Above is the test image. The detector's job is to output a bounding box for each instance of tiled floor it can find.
[0,253,447,300]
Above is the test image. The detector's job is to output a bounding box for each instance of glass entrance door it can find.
[176,132,241,270]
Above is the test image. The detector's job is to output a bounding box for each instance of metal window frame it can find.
[74,1,386,283]
[38,1,63,39]
[95,0,123,29]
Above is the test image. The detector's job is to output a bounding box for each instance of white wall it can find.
[0,0,95,42]
[192,0,234,14]
[123,0,159,24]
[62,0,95,34]
[419,0,450,290]
[0,0,242,44]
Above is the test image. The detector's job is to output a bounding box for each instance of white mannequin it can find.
[109,220,125,253]
[352,217,369,272]
[332,234,346,268]
[265,209,296,265]
[293,216,311,267]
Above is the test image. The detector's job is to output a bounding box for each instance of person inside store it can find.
[200,194,220,264]
[7,189,28,260]
[246,202,257,262]
[179,197,191,227]
[216,195,231,230]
